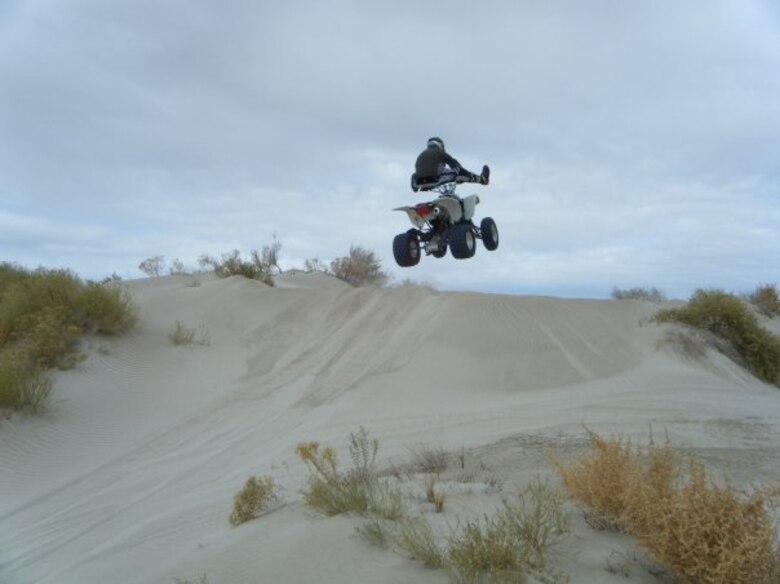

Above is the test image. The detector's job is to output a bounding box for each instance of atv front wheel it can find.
[449,223,476,259]
[480,217,499,251]
[393,231,421,267]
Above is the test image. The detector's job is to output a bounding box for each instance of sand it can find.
[1,272,778,583]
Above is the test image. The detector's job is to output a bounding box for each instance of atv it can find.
[392,176,499,267]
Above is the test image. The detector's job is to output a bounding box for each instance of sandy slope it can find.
[1,273,778,584]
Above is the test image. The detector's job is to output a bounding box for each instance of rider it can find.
[412,137,489,191]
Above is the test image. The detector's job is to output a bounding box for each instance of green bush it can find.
[654,289,780,385]
[198,249,274,285]
[0,263,137,413]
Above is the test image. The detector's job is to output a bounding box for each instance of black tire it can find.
[449,223,476,259]
[481,217,499,251]
[393,231,421,267]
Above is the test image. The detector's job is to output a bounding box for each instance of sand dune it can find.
[1,273,778,583]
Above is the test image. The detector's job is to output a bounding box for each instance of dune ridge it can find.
[1,273,778,583]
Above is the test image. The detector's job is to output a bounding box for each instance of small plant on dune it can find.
[167,321,210,347]
[654,289,780,385]
[446,477,570,583]
[198,249,274,285]
[612,286,667,302]
[229,475,277,526]
[395,516,445,569]
[555,428,780,584]
[329,245,388,287]
[296,427,404,519]
[424,475,446,513]
[0,263,137,413]
[748,283,780,317]
[409,444,449,474]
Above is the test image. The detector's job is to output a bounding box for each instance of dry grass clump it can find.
[296,427,404,519]
[408,444,449,474]
[612,286,667,302]
[198,249,275,285]
[395,516,446,569]
[229,475,277,526]
[168,321,210,347]
[555,428,780,584]
[0,263,137,412]
[654,289,780,385]
[748,283,780,317]
[329,245,388,287]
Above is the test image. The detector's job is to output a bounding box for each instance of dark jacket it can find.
[415,146,461,179]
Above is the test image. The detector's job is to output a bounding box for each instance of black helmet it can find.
[427,137,445,151]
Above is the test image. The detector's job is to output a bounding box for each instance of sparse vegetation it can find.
[330,245,388,287]
[229,475,277,526]
[612,286,667,302]
[446,477,570,583]
[168,321,210,347]
[409,444,449,474]
[0,263,137,413]
[296,427,404,519]
[654,289,780,385]
[747,283,780,317]
[261,234,283,274]
[198,249,275,285]
[395,516,446,569]
[555,428,780,584]
[138,255,165,277]
[303,257,329,273]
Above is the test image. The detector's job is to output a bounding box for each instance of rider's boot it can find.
[480,165,490,185]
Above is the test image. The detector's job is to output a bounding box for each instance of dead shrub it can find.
[748,283,780,317]
[229,475,277,526]
[329,245,388,287]
[556,428,780,584]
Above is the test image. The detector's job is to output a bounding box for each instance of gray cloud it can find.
[1,0,778,297]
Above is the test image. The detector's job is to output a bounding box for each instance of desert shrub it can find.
[0,264,137,412]
[330,245,388,287]
[654,289,780,385]
[556,429,780,584]
[296,427,404,519]
[395,517,445,569]
[261,234,282,274]
[446,477,570,583]
[355,517,392,548]
[198,249,274,285]
[612,286,667,302]
[748,283,780,317]
[138,255,165,277]
[168,321,210,347]
[0,359,52,414]
[229,475,277,526]
[303,257,329,273]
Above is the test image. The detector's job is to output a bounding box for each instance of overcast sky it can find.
[1,0,778,298]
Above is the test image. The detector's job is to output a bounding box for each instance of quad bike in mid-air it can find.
[392,174,499,267]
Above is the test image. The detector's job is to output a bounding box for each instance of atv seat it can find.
[411,172,458,192]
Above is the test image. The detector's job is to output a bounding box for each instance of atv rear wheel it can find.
[393,230,421,267]
[449,223,476,259]
[480,217,499,251]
